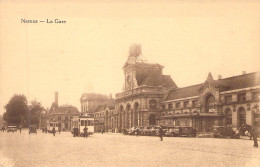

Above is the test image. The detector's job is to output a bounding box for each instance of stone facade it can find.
[99,45,260,133]
[39,105,79,131]
[161,72,260,132]
[106,44,177,132]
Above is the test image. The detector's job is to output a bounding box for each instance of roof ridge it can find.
[172,83,203,90]
[218,71,260,81]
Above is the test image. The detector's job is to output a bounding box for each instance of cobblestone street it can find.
[0,130,260,167]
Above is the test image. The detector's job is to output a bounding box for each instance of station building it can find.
[101,44,260,133]
[161,72,260,132]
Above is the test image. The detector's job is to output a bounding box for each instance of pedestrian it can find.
[135,128,140,137]
[58,126,61,134]
[179,126,182,136]
[2,125,5,132]
[252,127,258,148]
[83,126,88,138]
[159,127,164,141]
[73,127,76,137]
[52,127,56,136]
[19,125,22,133]
[101,128,104,134]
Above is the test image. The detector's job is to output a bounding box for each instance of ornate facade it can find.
[110,44,177,132]
[161,72,260,132]
[101,45,260,133]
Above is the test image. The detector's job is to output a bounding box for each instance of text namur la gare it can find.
[21,19,66,24]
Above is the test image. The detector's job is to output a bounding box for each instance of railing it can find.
[116,86,163,98]
[161,109,222,117]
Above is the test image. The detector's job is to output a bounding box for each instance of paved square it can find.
[0,130,259,167]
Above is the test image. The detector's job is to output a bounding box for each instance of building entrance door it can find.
[149,114,156,125]
[237,107,246,128]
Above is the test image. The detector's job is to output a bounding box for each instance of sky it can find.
[0,0,260,115]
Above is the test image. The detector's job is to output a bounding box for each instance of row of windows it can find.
[80,120,94,126]
[162,91,259,110]
[94,113,105,118]
[56,116,72,121]
[163,100,199,110]
[224,92,259,103]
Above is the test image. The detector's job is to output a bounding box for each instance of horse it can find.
[239,123,260,140]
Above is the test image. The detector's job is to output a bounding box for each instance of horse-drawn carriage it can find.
[237,123,260,139]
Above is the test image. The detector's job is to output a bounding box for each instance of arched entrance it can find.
[126,104,131,128]
[134,102,139,126]
[149,114,156,125]
[205,94,215,113]
[225,108,232,127]
[237,107,246,128]
[119,105,123,129]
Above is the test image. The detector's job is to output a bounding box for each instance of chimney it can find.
[242,71,246,75]
[55,92,58,106]
[218,75,222,80]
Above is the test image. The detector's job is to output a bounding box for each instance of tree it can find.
[4,94,28,126]
[29,100,44,127]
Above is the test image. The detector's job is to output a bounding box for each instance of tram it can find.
[47,121,59,133]
[71,113,94,136]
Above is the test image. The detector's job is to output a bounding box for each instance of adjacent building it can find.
[39,92,79,131]
[161,72,260,132]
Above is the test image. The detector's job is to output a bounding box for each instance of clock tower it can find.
[123,44,144,91]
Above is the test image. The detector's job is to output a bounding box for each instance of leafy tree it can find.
[28,100,44,127]
[4,94,28,126]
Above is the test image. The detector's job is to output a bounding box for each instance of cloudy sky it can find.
[1,0,260,115]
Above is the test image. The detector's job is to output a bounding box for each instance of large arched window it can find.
[149,99,157,109]
[149,114,156,125]
[134,102,139,111]
[225,108,232,127]
[126,104,131,112]
[133,102,139,127]
[205,94,215,113]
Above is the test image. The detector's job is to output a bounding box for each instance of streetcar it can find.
[47,121,59,133]
[71,113,94,136]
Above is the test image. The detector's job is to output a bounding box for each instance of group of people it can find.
[41,126,61,136]
[73,126,88,138]
[133,127,164,141]
[1,125,6,132]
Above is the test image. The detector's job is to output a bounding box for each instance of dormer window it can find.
[184,101,189,108]
[225,95,232,103]
[238,93,246,102]
[175,102,180,109]
[253,92,260,101]
[192,100,198,107]
[168,103,173,110]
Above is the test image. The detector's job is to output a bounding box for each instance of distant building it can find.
[39,92,79,131]
[80,93,115,132]
[80,93,109,113]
